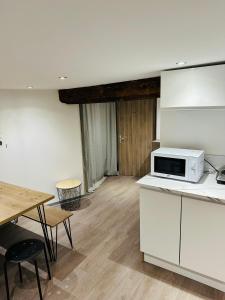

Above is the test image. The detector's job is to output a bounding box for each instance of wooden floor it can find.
[0,176,225,300]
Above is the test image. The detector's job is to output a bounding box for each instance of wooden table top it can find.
[0,181,54,225]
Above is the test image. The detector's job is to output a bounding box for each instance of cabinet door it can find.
[181,197,225,282]
[140,188,181,264]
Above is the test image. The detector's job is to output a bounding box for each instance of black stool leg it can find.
[43,245,51,280]
[63,219,73,249]
[4,261,10,300]
[18,263,23,283]
[34,260,43,300]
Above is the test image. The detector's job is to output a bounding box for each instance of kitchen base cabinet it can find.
[139,186,225,292]
[180,196,225,283]
[140,188,181,265]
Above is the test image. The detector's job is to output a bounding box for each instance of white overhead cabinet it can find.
[161,64,225,108]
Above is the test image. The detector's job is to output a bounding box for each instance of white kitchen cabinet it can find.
[180,196,225,282]
[161,64,225,108]
[140,188,181,264]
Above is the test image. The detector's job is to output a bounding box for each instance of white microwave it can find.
[151,147,204,183]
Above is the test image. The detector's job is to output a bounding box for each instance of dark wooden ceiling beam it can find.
[58,77,160,104]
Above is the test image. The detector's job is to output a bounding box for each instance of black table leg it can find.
[37,205,54,261]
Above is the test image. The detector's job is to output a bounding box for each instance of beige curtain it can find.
[80,102,117,192]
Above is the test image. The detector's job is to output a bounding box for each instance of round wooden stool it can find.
[56,179,82,211]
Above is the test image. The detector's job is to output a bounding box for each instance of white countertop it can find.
[137,172,225,204]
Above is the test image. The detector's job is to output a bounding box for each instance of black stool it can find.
[4,239,51,300]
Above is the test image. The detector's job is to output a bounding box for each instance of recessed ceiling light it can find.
[58,76,68,80]
[176,61,187,66]
[27,86,33,89]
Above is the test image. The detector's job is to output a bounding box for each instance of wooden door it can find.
[117,99,156,177]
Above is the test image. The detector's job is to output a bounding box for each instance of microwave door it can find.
[154,156,186,177]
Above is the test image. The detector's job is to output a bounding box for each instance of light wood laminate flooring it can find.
[0,176,224,300]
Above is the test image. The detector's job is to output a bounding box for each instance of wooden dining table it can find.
[0,181,55,260]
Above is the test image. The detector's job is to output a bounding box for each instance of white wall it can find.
[0,90,84,202]
[160,108,225,168]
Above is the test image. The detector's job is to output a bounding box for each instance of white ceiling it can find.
[1,0,225,90]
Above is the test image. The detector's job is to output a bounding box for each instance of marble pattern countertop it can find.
[137,173,225,205]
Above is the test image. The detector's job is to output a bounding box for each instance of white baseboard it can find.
[144,253,225,292]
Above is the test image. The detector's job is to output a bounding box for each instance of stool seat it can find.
[23,206,73,227]
[56,179,81,189]
[5,239,44,263]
